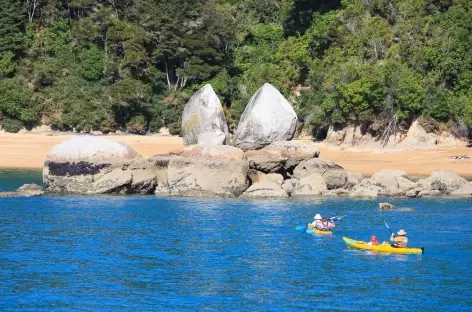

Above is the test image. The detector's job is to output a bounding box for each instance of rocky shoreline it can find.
[10,83,471,199]
[37,136,472,199]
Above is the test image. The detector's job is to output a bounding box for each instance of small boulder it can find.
[241,181,288,198]
[292,173,327,196]
[232,83,298,150]
[379,203,394,211]
[17,183,44,196]
[182,84,229,146]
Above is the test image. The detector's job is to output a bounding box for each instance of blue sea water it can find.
[1,171,471,311]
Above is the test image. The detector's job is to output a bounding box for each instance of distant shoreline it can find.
[0,132,471,178]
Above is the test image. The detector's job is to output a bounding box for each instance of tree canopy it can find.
[0,0,471,136]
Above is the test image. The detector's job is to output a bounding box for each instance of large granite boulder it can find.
[232,83,298,150]
[291,173,327,196]
[241,181,288,198]
[293,158,348,189]
[43,136,156,194]
[181,84,229,146]
[166,145,249,197]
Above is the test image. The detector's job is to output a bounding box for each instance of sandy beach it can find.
[0,133,470,178]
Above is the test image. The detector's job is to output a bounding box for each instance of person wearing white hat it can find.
[390,229,408,247]
[308,214,323,229]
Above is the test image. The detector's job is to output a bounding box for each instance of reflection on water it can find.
[0,169,42,191]
[0,195,471,311]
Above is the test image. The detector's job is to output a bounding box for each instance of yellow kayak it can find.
[313,229,332,235]
[343,237,424,254]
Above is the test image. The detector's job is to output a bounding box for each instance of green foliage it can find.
[79,45,104,81]
[0,0,25,53]
[126,115,147,134]
[0,77,37,124]
[0,51,15,77]
[0,0,470,136]
[2,116,24,133]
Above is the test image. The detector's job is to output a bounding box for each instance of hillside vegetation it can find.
[1,0,471,137]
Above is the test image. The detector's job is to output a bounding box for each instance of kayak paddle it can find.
[306,228,314,234]
[296,225,306,231]
[384,220,395,237]
[330,215,347,221]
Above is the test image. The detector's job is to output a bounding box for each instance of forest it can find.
[0,0,471,137]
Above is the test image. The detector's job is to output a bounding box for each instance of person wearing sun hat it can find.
[390,229,408,247]
[308,214,323,229]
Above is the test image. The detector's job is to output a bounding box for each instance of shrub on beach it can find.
[2,116,24,133]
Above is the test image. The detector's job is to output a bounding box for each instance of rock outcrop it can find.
[370,169,415,196]
[181,84,229,146]
[345,171,363,190]
[245,150,287,174]
[245,141,320,175]
[293,159,348,190]
[282,178,299,195]
[396,120,437,150]
[148,154,174,196]
[232,83,298,150]
[0,183,44,197]
[241,181,288,198]
[165,145,249,197]
[43,136,156,194]
[349,179,385,198]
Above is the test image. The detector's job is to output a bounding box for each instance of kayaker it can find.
[308,214,322,228]
[317,216,336,231]
[391,229,408,247]
[368,235,379,246]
